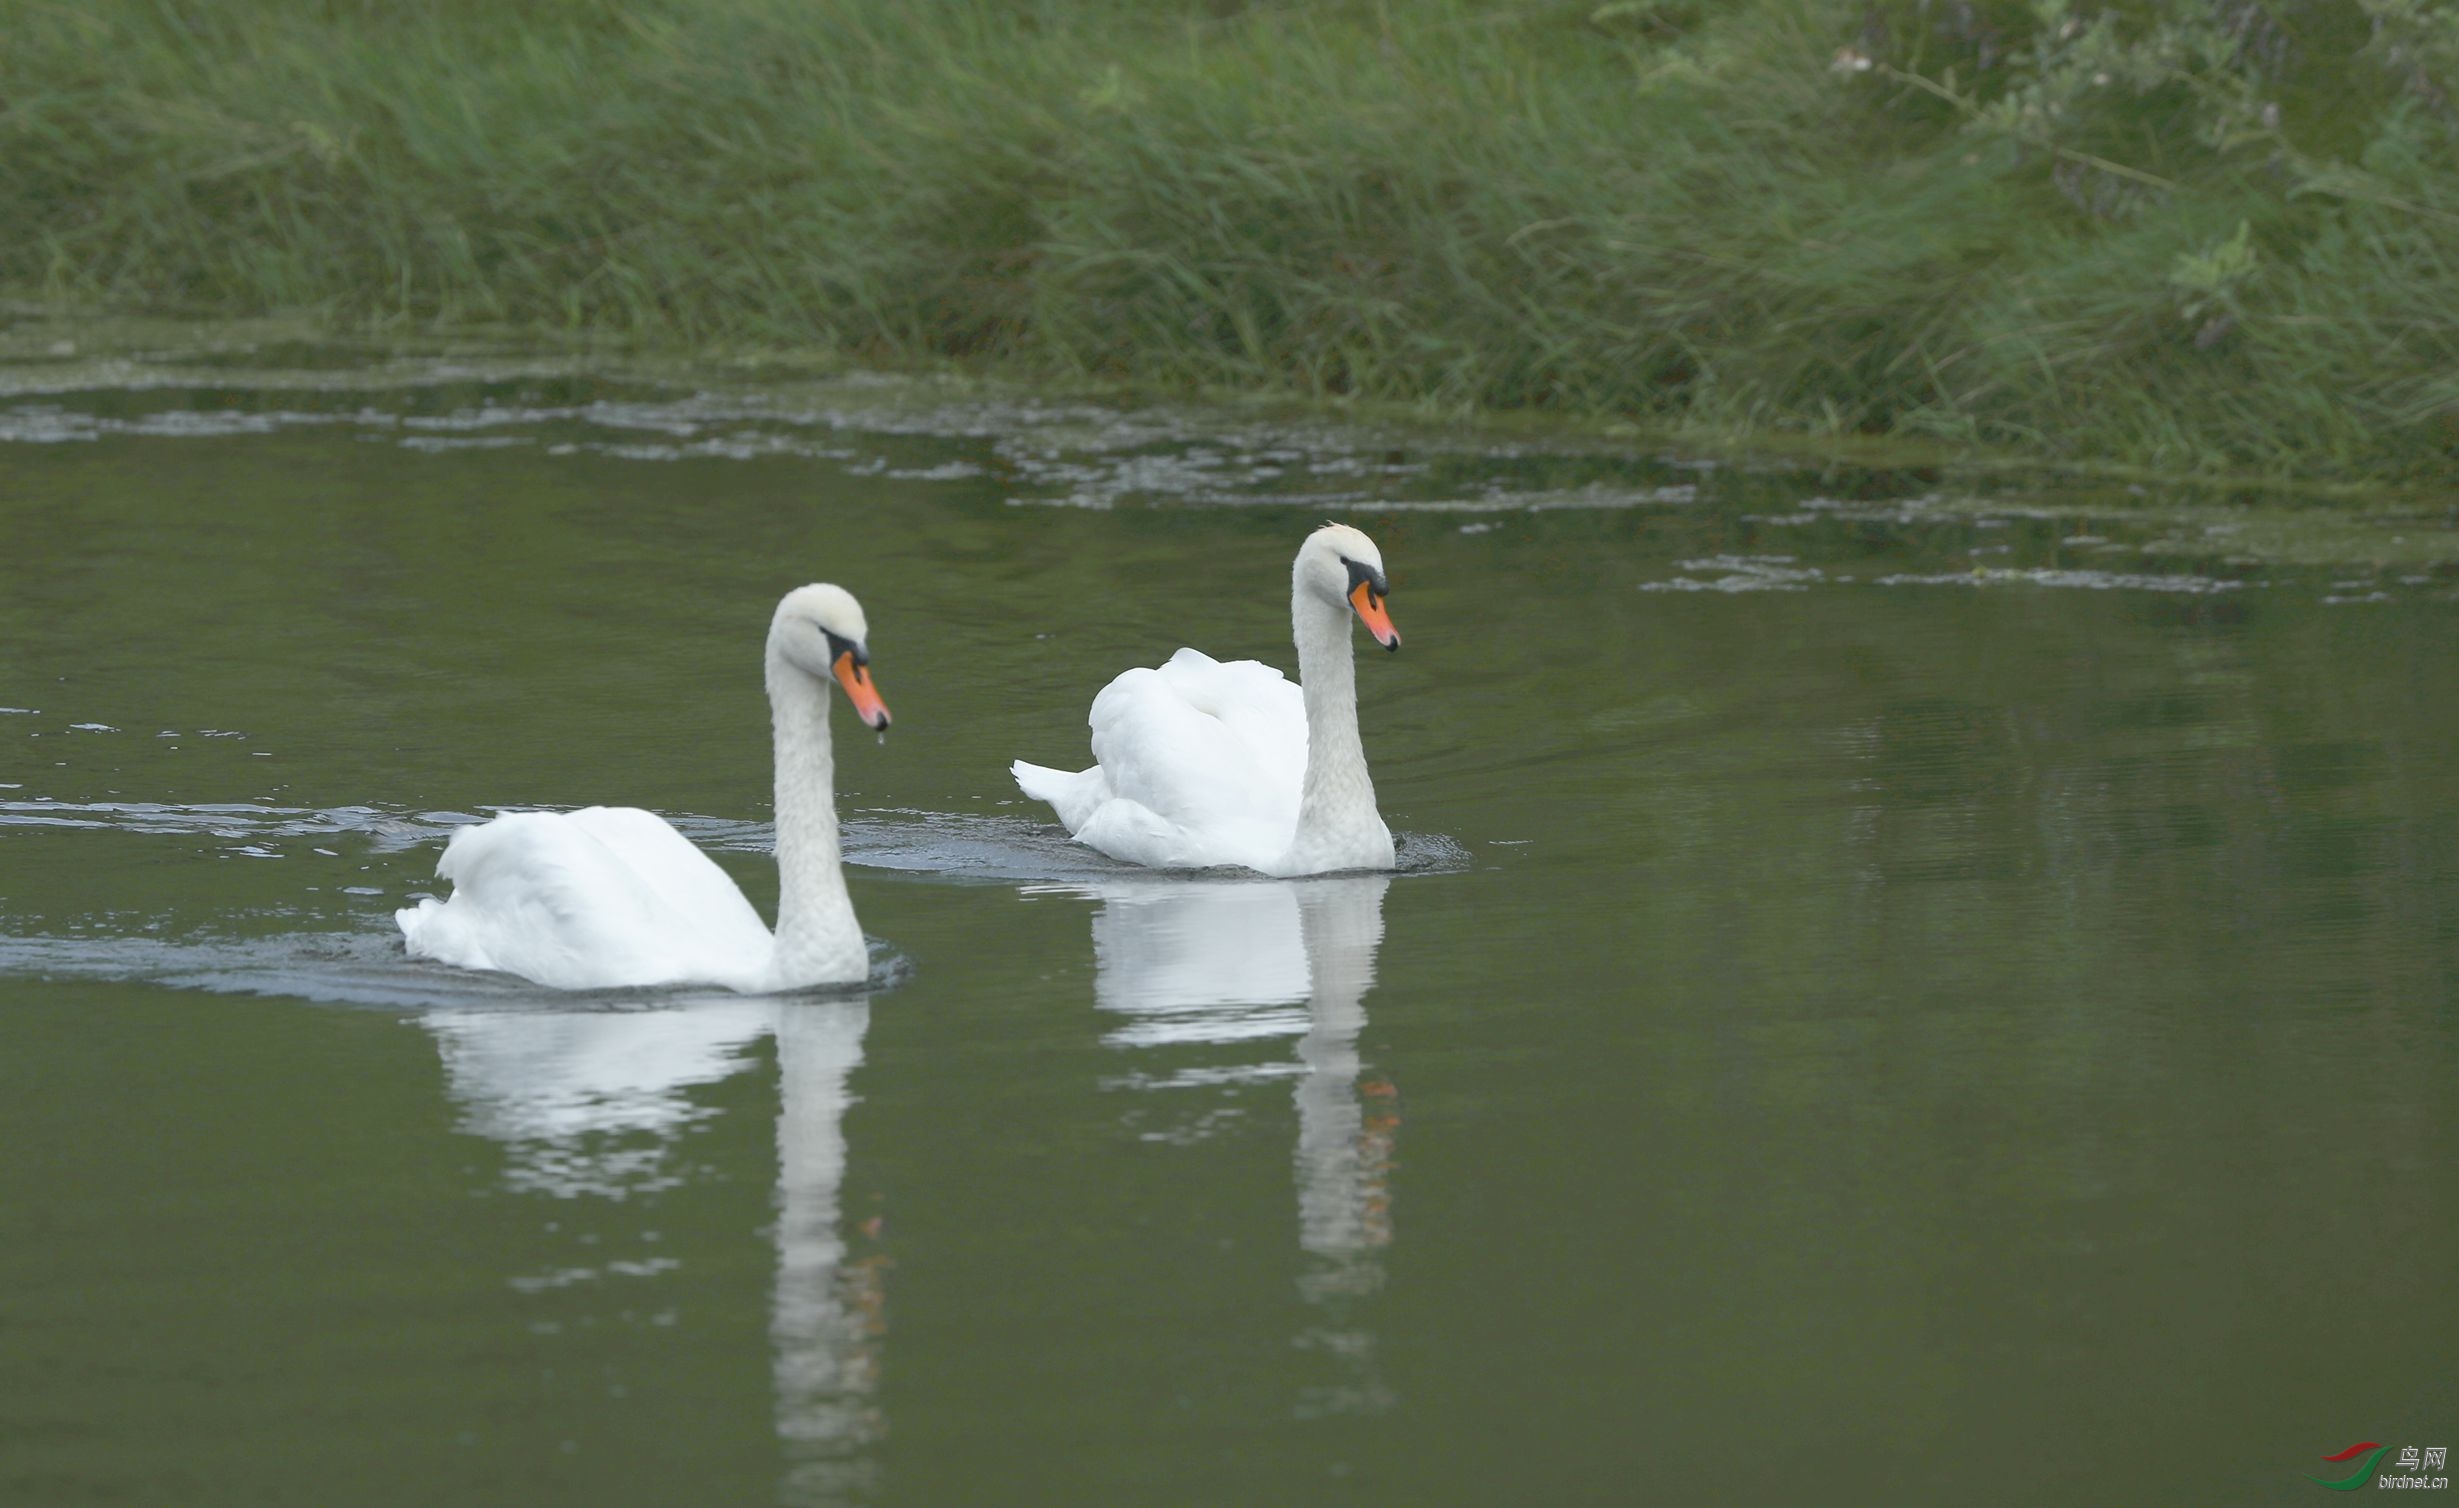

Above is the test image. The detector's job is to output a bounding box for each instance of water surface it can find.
[3,350,2456,1503]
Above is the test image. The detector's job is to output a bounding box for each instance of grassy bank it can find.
[4,0,2456,486]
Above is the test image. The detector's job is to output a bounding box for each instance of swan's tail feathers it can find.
[395,896,448,957]
[1012,759,1108,835]
[1011,759,1061,799]
[397,894,495,972]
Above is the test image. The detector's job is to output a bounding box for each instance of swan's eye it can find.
[820,628,868,668]
[1340,555,1389,603]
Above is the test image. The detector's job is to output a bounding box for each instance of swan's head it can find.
[1297,523,1400,651]
[771,583,891,731]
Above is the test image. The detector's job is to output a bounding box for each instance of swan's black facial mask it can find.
[821,629,868,671]
[821,629,890,731]
[1340,556,1400,651]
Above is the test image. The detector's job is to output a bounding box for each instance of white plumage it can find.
[397,807,778,992]
[1016,648,1312,873]
[397,584,892,993]
[1014,525,1402,878]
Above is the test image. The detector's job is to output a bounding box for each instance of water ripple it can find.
[0,925,907,1010]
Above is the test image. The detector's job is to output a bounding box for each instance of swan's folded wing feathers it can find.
[411,813,662,987]
[1164,651,1309,803]
[1012,648,1312,872]
[1089,658,1303,831]
[404,808,770,990]
[1072,794,1208,871]
[560,806,770,950]
[1152,647,1281,716]
[1089,674,1245,828]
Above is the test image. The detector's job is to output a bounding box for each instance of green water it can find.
[3,357,2456,1504]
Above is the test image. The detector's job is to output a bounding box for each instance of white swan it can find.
[396,584,892,992]
[1012,524,1402,877]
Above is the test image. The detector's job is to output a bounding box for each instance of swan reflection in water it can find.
[423,993,882,1501]
[1074,872,1397,1416]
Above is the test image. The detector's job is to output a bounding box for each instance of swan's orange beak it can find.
[833,652,891,731]
[1350,580,1401,651]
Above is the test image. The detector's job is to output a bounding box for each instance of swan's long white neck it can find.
[764,640,866,988]
[1284,580,1390,874]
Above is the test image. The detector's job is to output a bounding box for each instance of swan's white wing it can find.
[1090,650,1307,839]
[397,807,774,991]
[557,807,772,940]
[1015,648,1307,871]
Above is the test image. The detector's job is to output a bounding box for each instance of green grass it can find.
[4,0,2456,486]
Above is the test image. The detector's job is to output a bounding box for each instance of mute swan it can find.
[396,584,892,992]
[1012,524,1402,877]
